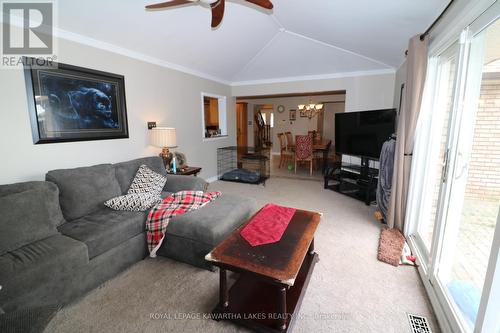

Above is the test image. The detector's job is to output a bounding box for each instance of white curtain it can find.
[387,35,428,231]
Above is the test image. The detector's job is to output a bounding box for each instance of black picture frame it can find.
[289,109,296,121]
[24,58,129,144]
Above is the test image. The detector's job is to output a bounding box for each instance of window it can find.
[406,4,500,332]
[202,93,227,139]
[260,108,274,128]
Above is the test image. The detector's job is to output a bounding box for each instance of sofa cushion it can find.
[157,194,257,269]
[127,164,166,196]
[113,157,167,194]
[104,193,162,211]
[0,181,65,226]
[46,164,122,221]
[58,208,147,259]
[0,188,60,256]
[164,194,257,246]
[0,234,88,310]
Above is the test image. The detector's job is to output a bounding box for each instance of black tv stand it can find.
[324,156,379,205]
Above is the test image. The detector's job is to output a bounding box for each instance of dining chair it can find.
[278,133,293,168]
[314,131,322,142]
[285,132,295,151]
[308,130,321,142]
[295,135,313,175]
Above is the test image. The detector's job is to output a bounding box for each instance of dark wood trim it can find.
[206,209,321,285]
[236,90,346,101]
[219,269,229,308]
[211,252,320,333]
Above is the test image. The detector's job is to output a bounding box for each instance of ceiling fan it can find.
[145,0,274,28]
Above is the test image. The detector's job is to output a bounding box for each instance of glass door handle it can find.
[441,148,450,183]
[454,152,468,180]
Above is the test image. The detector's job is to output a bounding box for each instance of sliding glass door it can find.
[414,42,460,260]
[434,17,500,332]
[407,4,500,333]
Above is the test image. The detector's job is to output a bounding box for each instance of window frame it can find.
[201,92,227,141]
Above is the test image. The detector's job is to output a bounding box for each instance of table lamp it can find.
[150,127,177,170]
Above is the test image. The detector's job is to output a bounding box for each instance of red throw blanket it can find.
[146,190,221,257]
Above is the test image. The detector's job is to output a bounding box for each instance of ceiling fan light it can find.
[309,103,316,110]
[316,104,324,110]
[298,104,305,110]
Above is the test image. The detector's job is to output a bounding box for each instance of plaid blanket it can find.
[146,190,221,257]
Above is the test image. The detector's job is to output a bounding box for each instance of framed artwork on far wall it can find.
[23,57,129,144]
[289,109,296,121]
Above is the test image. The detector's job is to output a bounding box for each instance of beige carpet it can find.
[46,177,439,333]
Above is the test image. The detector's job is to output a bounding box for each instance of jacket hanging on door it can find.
[377,135,396,221]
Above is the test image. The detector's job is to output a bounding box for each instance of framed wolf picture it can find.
[24,58,129,144]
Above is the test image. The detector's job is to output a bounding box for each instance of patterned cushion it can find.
[104,193,162,211]
[127,165,167,196]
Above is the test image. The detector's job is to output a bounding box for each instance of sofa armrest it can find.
[164,175,208,193]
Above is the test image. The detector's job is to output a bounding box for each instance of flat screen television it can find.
[335,109,396,160]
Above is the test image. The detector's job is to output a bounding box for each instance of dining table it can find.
[313,139,332,174]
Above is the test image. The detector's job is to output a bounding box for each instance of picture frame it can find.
[289,109,296,121]
[24,57,129,144]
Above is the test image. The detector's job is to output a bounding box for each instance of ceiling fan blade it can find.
[211,0,225,28]
[244,0,273,10]
[145,0,193,9]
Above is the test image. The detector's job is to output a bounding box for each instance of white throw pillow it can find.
[104,193,162,211]
[127,165,167,196]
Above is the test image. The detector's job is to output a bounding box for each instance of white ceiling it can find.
[53,0,448,84]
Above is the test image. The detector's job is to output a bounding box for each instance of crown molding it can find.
[3,14,395,87]
[2,15,232,85]
[231,68,396,86]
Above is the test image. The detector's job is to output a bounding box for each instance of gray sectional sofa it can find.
[0,156,256,312]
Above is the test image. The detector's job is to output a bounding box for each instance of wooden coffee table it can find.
[205,208,321,333]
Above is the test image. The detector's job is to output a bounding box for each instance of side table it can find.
[167,166,202,176]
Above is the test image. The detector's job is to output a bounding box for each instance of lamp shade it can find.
[150,127,177,148]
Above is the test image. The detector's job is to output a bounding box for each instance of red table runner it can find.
[240,203,296,246]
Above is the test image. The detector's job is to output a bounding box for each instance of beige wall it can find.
[232,72,395,113]
[1,27,397,184]
[0,27,234,184]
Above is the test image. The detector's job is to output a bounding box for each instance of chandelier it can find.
[298,99,324,119]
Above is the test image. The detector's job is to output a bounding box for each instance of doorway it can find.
[236,102,247,148]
